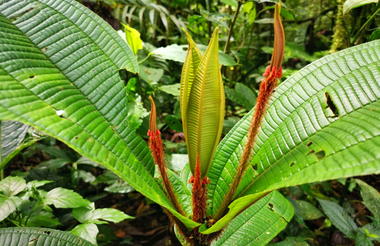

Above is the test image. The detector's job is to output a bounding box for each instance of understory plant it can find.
[0,0,379,245]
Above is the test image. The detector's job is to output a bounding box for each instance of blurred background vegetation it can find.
[1,0,379,245]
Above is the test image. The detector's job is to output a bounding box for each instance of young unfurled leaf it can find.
[181,28,225,177]
[180,31,202,147]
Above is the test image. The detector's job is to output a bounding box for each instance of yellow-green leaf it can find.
[122,24,143,55]
[186,28,225,177]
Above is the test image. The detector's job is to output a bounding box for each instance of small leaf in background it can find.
[159,84,181,97]
[225,82,256,109]
[293,200,324,220]
[121,24,143,54]
[242,2,256,24]
[356,179,380,221]
[26,180,53,189]
[343,0,378,14]
[355,230,374,246]
[152,44,188,63]
[26,211,61,228]
[164,115,183,132]
[269,236,310,246]
[139,65,164,85]
[73,205,133,224]
[170,154,189,172]
[45,188,90,209]
[105,181,134,194]
[71,223,99,245]
[0,196,22,222]
[151,44,237,66]
[221,0,238,8]
[319,199,358,238]
[0,176,26,196]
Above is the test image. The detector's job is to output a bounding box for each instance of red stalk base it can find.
[189,158,209,223]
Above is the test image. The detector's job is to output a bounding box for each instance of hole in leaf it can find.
[315,150,326,160]
[29,75,35,79]
[252,163,258,171]
[268,203,274,210]
[306,141,313,147]
[289,162,295,167]
[308,149,315,155]
[325,92,339,117]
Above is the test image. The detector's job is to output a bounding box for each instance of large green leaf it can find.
[0,227,94,246]
[207,40,380,231]
[211,191,294,246]
[0,0,198,229]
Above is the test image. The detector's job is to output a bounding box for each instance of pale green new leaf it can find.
[186,28,225,176]
[343,0,378,14]
[211,191,294,246]
[122,24,143,55]
[207,40,380,232]
[0,0,198,229]
[0,227,94,246]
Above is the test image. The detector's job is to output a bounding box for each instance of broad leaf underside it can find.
[206,40,380,233]
[0,0,198,228]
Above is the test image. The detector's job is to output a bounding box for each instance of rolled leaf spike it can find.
[183,28,225,178]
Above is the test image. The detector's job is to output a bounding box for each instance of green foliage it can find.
[319,199,358,238]
[225,82,256,109]
[0,0,379,245]
[0,227,94,246]
[356,179,380,221]
[317,180,380,245]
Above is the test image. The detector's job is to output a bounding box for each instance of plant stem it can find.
[191,157,208,223]
[148,97,185,216]
[214,75,278,220]
[224,0,242,53]
[214,3,284,220]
